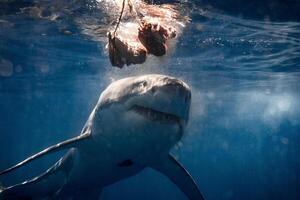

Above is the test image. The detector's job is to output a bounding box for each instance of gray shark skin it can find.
[0,74,205,200]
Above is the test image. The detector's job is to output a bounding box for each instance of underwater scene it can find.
[0,0,300,199]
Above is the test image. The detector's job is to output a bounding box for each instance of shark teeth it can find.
[130,105,180,124]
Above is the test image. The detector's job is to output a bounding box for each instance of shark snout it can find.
[146,77,191,122]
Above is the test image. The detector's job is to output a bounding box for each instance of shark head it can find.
[92,74,191,158]
[99,74,191,122]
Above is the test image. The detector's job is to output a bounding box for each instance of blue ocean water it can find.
[0,0,300,200]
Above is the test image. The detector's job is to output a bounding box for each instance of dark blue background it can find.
[0,1,300,199]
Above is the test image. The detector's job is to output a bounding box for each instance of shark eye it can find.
[142,81,147,87]
[117,159,133,167]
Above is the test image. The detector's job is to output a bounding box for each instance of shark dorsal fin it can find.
[0,132,91,176]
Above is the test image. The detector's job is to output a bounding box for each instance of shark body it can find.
[0,74,205,200]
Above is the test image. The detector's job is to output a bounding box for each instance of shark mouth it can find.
[130,105,181,125]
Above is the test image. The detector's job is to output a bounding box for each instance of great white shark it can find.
[0,74,205,200]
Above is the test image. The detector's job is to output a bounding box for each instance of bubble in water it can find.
[0,59,13,77]
[38,63,50,74]
[15,65,23,73]
[281,137,289,145]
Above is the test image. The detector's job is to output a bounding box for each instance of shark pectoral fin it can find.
[152,154,205,200]
[0,132,91,176]
[0,149,76,200]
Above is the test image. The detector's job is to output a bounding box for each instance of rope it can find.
[110,0,139,67]
[113,0,126,37]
